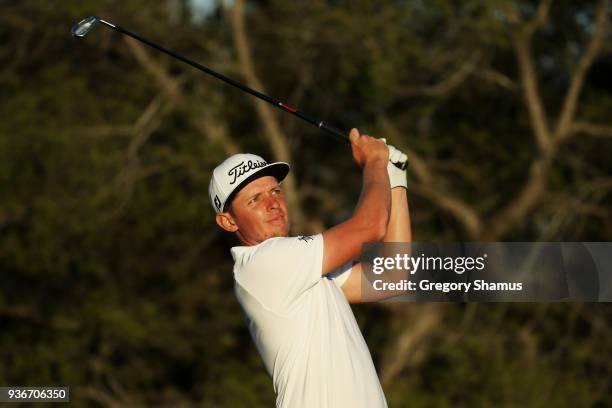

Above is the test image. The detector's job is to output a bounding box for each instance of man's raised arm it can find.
[339,144,412,303]
[321,129,390,275]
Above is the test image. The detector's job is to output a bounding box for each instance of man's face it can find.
[217,176,290,245]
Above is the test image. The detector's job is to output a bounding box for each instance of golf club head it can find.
[71,16,99,37]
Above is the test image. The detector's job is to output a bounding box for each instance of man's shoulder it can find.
[235,234,319,251]
[264,234,320,252]
[261,234,320,255]
[232,234,322,269]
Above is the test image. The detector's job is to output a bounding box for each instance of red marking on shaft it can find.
[279,103,297,113]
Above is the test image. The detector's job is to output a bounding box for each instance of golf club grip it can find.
[319,123,408,170]
[319,123,349,142]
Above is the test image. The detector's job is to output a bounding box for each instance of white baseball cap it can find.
[209,153,290,213]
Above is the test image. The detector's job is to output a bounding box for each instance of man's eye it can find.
[272,188,281,195]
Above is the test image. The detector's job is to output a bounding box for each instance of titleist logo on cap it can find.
[228,160,267,184]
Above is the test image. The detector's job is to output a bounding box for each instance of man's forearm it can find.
[384,188,411,243]
[378,187,411,297]
[353,159,391,238]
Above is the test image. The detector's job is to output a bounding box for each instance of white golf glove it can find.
[387,144,408,189]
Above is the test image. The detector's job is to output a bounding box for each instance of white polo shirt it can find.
[231,234,387,408]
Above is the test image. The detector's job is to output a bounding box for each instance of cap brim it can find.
[223,162,290,212]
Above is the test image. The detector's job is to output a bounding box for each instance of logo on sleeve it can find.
[298,235,313,243]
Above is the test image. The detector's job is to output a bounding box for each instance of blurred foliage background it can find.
[1,0,611,406]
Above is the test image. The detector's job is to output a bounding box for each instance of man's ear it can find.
[216,212,238,232]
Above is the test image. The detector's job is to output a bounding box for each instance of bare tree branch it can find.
[123,37,240,156]
[380,304,443,388]
[128,94,167,161]
[398,53,480,97]
[511,29,552,153]
[570,121,612,139]
[525,0,553,35]
[504,0,554,152]
[503,0,552,32]
[485,0,610,239]
[113,94,170,215]
[123,37,183,105]
[482,157,550,240]
[475,68,518,93]
[478,0,572,239]
[228,0,309,233]
[555,0,609,142]
[413,184,484,238]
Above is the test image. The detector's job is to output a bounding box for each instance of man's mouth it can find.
[268,215,284,223]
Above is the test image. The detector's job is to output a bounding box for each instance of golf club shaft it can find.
[81,17,407,169]
[98,20,348,143]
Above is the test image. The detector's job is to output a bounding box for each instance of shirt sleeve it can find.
[326,261,355,288]
[235,234,324,313]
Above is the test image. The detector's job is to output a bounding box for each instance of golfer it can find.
[209,128,411,407]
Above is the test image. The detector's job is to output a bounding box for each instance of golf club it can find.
[71,16,407,170]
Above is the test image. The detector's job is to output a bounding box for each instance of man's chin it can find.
[270,223,290,238]
[272,228,290,238]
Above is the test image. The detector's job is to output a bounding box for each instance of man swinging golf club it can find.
[72,17,410,404]
[209,128,411,408]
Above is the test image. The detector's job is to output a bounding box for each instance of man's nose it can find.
[265,193,281,210]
